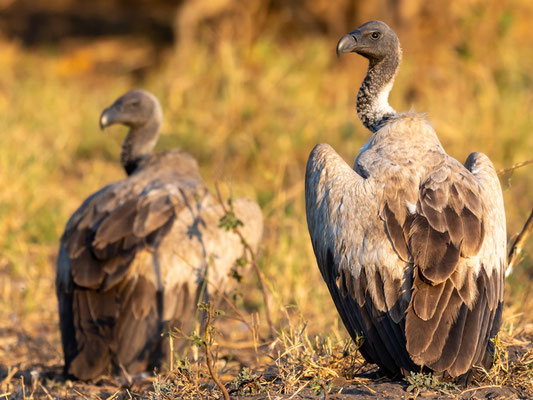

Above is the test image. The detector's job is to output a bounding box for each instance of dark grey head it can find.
[99,89,163,130]
[336,20,400,65]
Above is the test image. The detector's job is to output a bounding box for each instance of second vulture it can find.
[305,21,506,379]
[56,89,263,380]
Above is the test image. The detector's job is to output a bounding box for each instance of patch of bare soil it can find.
[1,314,532,399]
[236,381,520,400]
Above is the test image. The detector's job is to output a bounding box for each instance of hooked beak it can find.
[99,105,118,130]
[336,31,360,57]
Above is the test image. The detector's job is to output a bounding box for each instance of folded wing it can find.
[306,142,505,377]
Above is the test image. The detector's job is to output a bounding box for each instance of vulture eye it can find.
[371,32,381,40]
[126,101,140,109]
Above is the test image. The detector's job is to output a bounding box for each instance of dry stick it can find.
[20,377,25,400]
[0,367,17,388]
[168,333,175,371]
[105,392,120,400]
[214,182,275,337]
[497,159,533,176]
[495,159,533,277]
[73,389,92,400]
[506,208,533,277]
[319,380,330,400]
[204,305,230,400]
[457,384,503,397]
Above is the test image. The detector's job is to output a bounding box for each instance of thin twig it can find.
[20,377,25,400]
[217,338,269,349]
[0,367,17,388]
[287,379,309,399]
[73,389,92,400]
[506,208,533,277]
[458,384,503,396]
[39,383,54,400]
[204,304,230,400]
[319,380,330,400]
[105,392,120,400]
[168,331,174,371]
[214,182,275,337]
[207,278,255,335]
[497,159,533,176]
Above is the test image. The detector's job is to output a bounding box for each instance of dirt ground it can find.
[1,322,531,400]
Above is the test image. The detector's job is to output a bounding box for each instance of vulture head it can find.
[336,20,400,65]
[99,89,164,174]
[100,89,163,131]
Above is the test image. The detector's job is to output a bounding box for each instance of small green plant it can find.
[218,198,244,231]
[231,367,264,395]
[215,185,274,336]
[309,375,330,397]
[229,256,247,283]
[165,302,229,400]
[152,380,176,398]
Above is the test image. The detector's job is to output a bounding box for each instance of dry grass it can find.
[1,1,533,398]
[476,334,533,392]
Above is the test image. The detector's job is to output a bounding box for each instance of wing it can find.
[56,167,209,379]
[305,143,415,376]
[306,143,505,378]
[57,160,264,380]
[381,153,506,376]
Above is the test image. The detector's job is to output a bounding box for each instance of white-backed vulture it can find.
[305,21,506,379]
[56,89,263,380]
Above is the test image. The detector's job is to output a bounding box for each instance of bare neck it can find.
[357,52,400,132]
[121,119,160,175]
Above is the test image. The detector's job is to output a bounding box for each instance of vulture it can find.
[56,89,263,380]
[305,21,506,380]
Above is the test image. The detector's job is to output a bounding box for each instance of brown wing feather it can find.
[409,214,460,283]
[448,276,487,375]
[426,303,469,371]
[406,276,455,357]
[404,154,504,376]
[412,277,446,321]
[415,289,463,365]
[133,191,176,237]
[460,207,484,256]
[382,203,410,261]
[67,290,113,380]
[93,199,139,250]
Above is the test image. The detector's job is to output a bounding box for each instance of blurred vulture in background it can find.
[56,89,263,380]
[305,21,506,380]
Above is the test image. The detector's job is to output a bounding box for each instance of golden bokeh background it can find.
[0,0,531,395]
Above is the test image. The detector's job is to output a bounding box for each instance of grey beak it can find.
[99,106,117,130]
[336,32,360,57]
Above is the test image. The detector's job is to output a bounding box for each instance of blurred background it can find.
[0,0,532,377]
